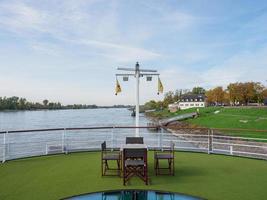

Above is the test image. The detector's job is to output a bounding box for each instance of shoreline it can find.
[0,107,131,113]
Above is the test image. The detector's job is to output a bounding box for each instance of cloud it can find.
[71,39,161,62]
[30,42,62,56]
[0,0,162,63]
[140,0,207,32]
[177,50,211,64]
[161,47,267,92]
[160,68,202,91]
[0,74,101,104]
[202,49,267,87]
[0,2,47,34]
[162,12,196,31]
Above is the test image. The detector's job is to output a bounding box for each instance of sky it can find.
[1,0,267,105]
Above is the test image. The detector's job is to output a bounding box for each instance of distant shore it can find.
[0,96,134,112]
[0,106,131,112]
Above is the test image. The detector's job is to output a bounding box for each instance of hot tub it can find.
[65,190,203,200]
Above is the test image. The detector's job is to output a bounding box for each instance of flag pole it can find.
[116,62,162,137]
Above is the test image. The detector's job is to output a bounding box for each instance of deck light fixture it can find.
[123,76,129,81]
[146,76,152,81]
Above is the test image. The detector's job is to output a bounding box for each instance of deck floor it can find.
[0,151,267,200]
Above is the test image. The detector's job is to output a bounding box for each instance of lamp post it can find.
[116,62,160,137]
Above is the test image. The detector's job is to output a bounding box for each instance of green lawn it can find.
[0,152,267,200]
[149,107,267,138]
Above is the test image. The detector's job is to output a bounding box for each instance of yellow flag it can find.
[158,77,163,95]
[115,79,121,95]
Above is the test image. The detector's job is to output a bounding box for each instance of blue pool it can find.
[66,190,203,200]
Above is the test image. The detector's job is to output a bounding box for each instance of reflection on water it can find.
[67,190,202,200]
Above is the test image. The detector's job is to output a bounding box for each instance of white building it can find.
[168,94,206,112]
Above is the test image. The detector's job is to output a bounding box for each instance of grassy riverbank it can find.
[147,107,267,138]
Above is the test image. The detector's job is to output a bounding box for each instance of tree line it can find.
[144,81,267,110]
[206,82,267,105]
[0,96,98,111]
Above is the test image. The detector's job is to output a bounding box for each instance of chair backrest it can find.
[162,141,175,152]
[126,137,144,144]
[170,141,175,151]
[171,142,175,156]
[123,148,147,160]
[101,141,106,152]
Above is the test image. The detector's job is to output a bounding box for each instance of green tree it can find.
[192,87,206,94]
[173,89,182,102]
[253,82,265,103]
[144,100,157,110]
[227,83,242,105]
[43,99,49,107]
[7,96,19,109]
[205,87,226,105]
[18,98,27,110]
[163,91,174,108]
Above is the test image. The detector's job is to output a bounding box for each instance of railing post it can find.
[160,127,163,150]
[111,127,114,151]
[6,131,10,158]
[207,129,210,154]
[208,129,213,154]
[2,131,7,163]
[65,129,68,154]
[62,128,66,154]
[211,129,214,153]
[46,143,48,155]
[230,145,233,155]
[157,128,160,149]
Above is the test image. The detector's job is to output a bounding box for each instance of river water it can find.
[0,108,195,161]
[0,108,149,131]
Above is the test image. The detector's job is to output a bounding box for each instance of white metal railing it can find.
[0,126,266,163]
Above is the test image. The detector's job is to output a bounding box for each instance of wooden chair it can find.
[101,141,121,176]
[123,148,148,185]
[154,142,175,175]
[126,137,144,144]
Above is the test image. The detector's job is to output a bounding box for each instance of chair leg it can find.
[102,160,107,176]
[101,160,103,176]
[173,158,175,176]
[155,158,175,176]
[155,159,159,175]
[106,160,109,169]
[117,160,121,176]
[154,156,158,169]
[123,166,126,185]
[168,159,171,175]
[157,159,159,175]
[104,160,109,175]
[145,165,148,185]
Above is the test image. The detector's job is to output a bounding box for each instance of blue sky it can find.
[1,0,267,105]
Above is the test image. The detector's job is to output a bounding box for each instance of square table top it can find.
[120,144,148,151]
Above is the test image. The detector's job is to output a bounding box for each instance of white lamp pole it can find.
[135,64,140,136]
[116,62,160,137]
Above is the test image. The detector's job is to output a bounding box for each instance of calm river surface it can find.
[0,108,150,131]
[0,108,194,161]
